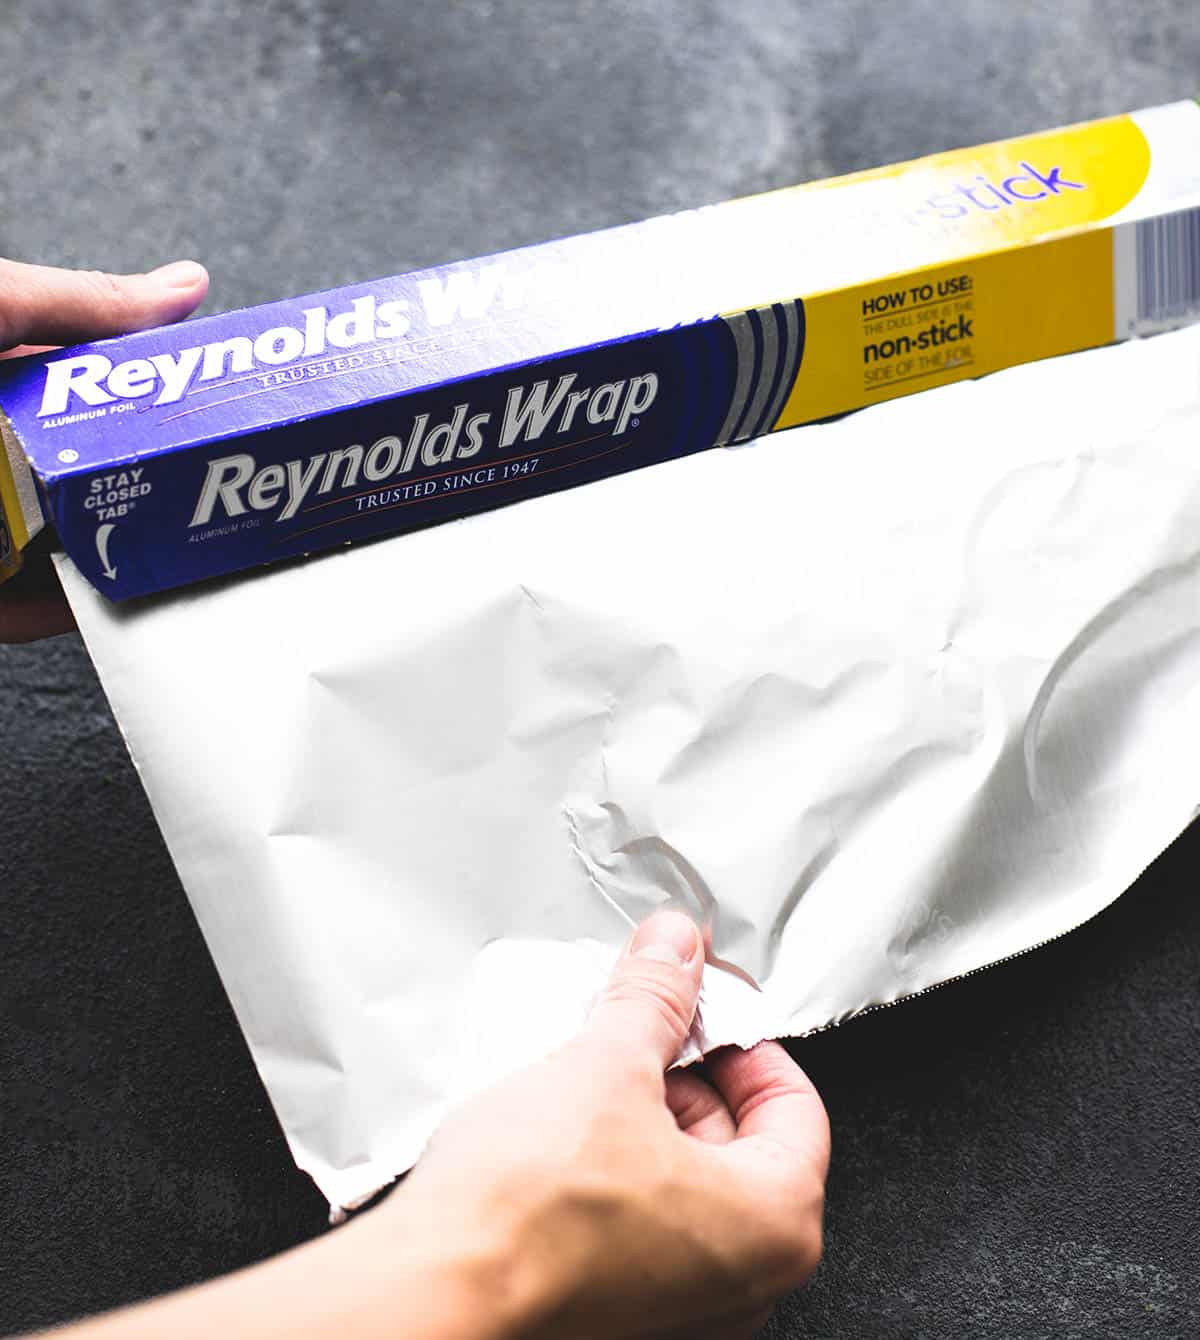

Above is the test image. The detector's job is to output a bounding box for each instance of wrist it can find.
[353,1188,545,1340]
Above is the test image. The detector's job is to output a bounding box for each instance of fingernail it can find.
[631,909,700,966]
[149,260,208,290]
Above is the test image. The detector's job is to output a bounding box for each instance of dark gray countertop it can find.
[2,4,1198,1335]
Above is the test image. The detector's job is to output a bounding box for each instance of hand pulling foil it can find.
[59,325,1200,1212]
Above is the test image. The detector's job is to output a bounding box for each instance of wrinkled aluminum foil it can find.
[60,324,1200,1211]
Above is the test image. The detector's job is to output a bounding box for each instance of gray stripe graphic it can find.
[735,306,781,443]
[755,300,801,438]
[715,312,757,446]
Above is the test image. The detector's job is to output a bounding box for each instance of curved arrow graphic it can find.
[96,523,118,580]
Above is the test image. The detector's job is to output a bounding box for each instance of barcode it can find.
[1135,208,1200,324]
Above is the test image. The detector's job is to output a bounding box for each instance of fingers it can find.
[584,908,704,1072]
[0,343,56,362]
[715,1311,776,1340]
[0,590,75,642]
[707,1042,830,1173]
[659,1303,775,1340]
[702,1043,829,1293]
[664,1068,737,1144]
[0,257,209,350]
[0,540,75,642]
[741,1307,777,1338]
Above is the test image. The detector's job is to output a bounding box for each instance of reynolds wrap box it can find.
[2,99,1199,601]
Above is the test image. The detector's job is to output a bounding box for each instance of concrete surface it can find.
[2,2,1199,1335]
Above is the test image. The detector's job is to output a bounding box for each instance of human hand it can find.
[0,257,208,642]
[381,909,831,1339]
[43,910,827,1340]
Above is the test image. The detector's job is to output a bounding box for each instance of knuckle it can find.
[604,968,694,1039]
[669,1076,717,1129]
[84,269,125,299]
[79,269,137,322]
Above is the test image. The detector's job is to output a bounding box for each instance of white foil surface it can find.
[59,325,1200,1211]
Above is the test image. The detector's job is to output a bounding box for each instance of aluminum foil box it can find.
[2,99,1199,600]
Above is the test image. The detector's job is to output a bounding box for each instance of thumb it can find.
[0,257,209,350]
[585,909,705,1071]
